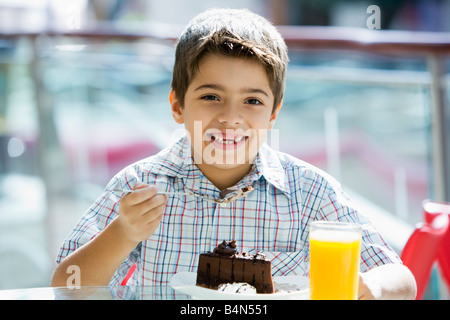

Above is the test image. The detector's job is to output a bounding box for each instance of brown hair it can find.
[171,8,289,113]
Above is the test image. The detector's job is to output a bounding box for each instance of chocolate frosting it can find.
[217,186,254,204]
[213,240,238,256]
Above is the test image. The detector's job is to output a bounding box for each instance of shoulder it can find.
[266,147,364,222]
[262,144,341,195]
[110,135,192,188]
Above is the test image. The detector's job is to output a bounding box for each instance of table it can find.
[0,285,190,300]
[0,286,307,319]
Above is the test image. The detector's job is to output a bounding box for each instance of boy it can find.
[51,8,416,299]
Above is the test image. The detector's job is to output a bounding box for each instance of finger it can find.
[134,193,168,215]
[143,201,167,225]
[133,182,149,190]
[126,185,159,206]
[119,182,150,205]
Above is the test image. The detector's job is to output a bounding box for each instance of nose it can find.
[217,103,243,126]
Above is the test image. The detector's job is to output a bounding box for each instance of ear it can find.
[170,90,184,124]
[268,101,282,130]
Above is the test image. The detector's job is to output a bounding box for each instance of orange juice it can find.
[309,222,362,300]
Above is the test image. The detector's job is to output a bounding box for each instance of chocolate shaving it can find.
[213,240,238,256]
[216,186,254,205]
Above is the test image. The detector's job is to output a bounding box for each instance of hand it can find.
[116,182,168,244]
[358,264,417,300]
[358,272,380,300]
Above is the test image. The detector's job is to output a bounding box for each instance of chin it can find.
[208,161,249,170]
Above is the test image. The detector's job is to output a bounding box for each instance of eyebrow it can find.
[194,84,224,92]
[194,84,270,98]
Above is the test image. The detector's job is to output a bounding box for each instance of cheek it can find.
[250,118,274,146]
[251,115,273,132]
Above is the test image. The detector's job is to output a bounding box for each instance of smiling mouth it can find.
[211,134,246,144]
[207,132,249,148]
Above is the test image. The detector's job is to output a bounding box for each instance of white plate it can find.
[170,272,309,300]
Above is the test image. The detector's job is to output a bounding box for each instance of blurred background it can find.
[0,0,449,299]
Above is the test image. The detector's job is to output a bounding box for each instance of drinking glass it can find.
[309,221,362,300]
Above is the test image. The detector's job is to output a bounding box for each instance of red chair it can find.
[400,200,449,300]
[423,200,450,292]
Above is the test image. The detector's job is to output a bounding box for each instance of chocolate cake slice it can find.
[196,240,274,293]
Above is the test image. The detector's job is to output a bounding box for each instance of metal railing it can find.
[277,26,450,203]
[1,23,450,295]
[2,24,449,202]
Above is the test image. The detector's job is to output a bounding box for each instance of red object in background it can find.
[423,200,450,295]
[62,127,161,184]
[401,200,450,299]
[104,141,160,178]
[436,224,450,294]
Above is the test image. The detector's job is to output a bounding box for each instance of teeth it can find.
[212,134,245,144]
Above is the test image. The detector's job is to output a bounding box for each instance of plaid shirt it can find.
[56,135,401,287]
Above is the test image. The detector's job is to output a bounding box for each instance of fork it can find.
[112,189,197,197]
[111,188,232,206]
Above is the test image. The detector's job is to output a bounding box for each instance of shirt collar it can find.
[147,135,291,198]
[251,143,291,198]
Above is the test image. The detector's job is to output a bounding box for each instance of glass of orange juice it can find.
[309,221,362,300]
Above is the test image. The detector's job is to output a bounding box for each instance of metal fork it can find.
[112,189,197,197]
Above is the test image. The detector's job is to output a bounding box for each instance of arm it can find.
[50,183,167,287]
[358,263,417,300]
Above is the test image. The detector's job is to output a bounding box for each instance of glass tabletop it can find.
[0,285,190,300]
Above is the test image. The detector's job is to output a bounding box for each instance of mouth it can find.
[207,131,249,149]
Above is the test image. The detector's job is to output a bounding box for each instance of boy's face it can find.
[170,54,281,173]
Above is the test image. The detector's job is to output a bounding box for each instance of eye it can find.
[200,95,220,102]
[245,98,263,105]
